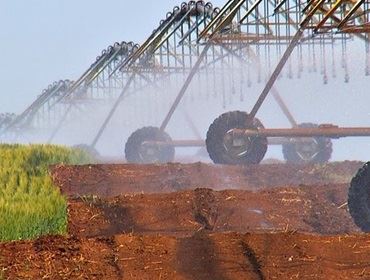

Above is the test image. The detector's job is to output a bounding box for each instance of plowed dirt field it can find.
[2,161,370,280]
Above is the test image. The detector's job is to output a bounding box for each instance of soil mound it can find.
[1,161,368,279]
[2,232,370,279]
[51,161,362,197]
[67,186,358,238]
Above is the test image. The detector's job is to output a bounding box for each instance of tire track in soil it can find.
[97,237,124,279]
[96,200,139,237]
[192,188,220,230]
[177,189,234,279]
[176,232,231,280]
[240,241,265,280]
[181,190,266,280]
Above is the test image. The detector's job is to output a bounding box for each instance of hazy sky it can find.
[1,0,369,161]
[0,0,224,113]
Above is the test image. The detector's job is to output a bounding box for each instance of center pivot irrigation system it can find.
[1,0,370,231]
[1,0,369,166]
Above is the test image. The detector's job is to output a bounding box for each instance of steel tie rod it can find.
[247,0,326,122]
[90,74,136,148]
[240,127,370,138]
[159,43,212,132]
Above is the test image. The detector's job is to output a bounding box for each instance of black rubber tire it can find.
[206,111,268,165]
[73,144,99,159]
[125,126,175,164]
[348,162,370,232]
[282,123,332,164]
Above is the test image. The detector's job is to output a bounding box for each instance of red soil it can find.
[51,161,362,196]
[1,161,370,279]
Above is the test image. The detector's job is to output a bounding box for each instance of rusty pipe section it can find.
[238,126,370,138]
[144,140,205,147]
[142,125,370,149]
[142,137,311,148]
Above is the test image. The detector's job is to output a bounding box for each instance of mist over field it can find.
[0,0,369,161]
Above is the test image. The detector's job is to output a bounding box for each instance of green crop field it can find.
[0,144,92,242]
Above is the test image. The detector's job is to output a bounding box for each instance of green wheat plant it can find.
[0,144,92,241]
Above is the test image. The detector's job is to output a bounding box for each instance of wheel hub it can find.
[139,142,162,163]
[223,129,252,159]
[293,138,320,162]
